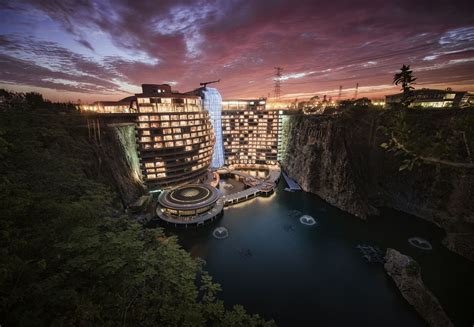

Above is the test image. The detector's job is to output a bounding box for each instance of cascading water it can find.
[201,87,225,168]
[114,124,142,183]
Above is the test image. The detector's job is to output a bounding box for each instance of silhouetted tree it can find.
[393,65,416,107]
[25,91,45,107]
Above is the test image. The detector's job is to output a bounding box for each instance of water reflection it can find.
[158,182,474,326]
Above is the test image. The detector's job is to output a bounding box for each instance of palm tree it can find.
[393,65,416,107]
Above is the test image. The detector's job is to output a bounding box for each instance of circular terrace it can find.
[156,184,223,226]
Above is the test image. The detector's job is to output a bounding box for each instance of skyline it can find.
[0,0,474,102]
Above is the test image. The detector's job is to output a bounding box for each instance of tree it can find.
[393,65,417,107]
[0,92,275,326]
[379,109,474,171]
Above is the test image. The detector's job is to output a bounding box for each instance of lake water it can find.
[156,180,474,326]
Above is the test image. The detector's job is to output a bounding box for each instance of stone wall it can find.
[282,110,474,261]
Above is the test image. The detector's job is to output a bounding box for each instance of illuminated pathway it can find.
[216,166,281,206]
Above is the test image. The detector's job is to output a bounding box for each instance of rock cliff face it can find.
[282,110,474,261]
[384,249,453,327]
[95,123,145,207]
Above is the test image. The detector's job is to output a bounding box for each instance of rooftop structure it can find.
[156,184,224,225]
[80,96,136,113]
[222,99,266,111]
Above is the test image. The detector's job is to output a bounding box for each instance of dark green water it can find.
[159,181,474,326]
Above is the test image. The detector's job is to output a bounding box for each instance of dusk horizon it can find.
[1,0,474,102]
[1,2,474,326]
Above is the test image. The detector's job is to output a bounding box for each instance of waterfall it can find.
[202,87,225,168]
[114,124,142,183]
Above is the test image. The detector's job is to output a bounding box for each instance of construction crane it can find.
[200,79,220,87]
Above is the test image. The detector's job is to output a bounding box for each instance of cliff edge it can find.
[282,110,474,261]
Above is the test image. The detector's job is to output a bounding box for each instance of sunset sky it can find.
[1,0,474,102]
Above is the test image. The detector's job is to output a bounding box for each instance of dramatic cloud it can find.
[0,0,473,101]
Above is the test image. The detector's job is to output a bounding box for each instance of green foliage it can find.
[379,109,474,170]
[0,91,274,326]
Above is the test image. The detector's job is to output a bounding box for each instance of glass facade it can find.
[201,87,224,168]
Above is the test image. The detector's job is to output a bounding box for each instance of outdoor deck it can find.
[218,166,281,206]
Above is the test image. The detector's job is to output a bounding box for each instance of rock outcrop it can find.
[384,249,453,327]
[282,110,474,261]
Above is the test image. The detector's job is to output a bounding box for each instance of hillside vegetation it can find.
[0,91,273,326]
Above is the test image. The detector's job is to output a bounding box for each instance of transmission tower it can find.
[274,67,283,99]
[354,83,359,99]
[338,85,342,99]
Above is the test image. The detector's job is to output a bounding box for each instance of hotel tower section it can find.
[133,84,215,189]
[221,99,280,166]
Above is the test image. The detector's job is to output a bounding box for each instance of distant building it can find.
[221,99,280,166]
[371,99,385,107]
[79,96,136,113]
[385,88,474,108]
[338,97,371,109]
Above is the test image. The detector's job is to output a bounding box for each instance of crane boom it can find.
[200,79,220,87]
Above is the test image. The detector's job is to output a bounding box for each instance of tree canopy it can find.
[0,91,274,326]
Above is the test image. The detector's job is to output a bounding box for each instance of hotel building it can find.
[134,84,215,189]
[80,86,283,191]
[221,99,280,166]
